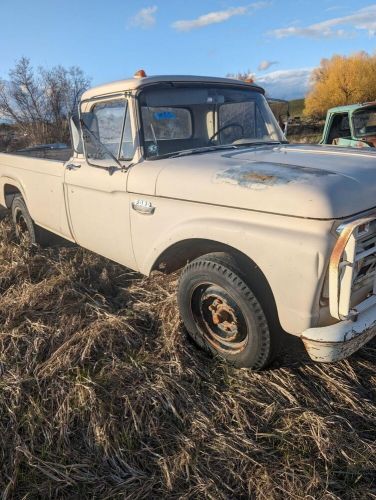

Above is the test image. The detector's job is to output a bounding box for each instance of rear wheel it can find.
[0,206,8,220]
[11,195,50,247]
[178,253,274,370]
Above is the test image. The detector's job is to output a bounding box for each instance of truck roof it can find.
[81,74,265,101]
[327,101,376,113]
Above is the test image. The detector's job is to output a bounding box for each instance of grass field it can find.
[0,216,375,499]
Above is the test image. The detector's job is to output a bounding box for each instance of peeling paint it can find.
[242,172,275,183]
[302,326,376,362]
[215,162,335,190]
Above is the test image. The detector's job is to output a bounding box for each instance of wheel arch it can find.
[151,238,282,332]
[1,179,27,209]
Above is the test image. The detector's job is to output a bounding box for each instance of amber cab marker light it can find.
[134,69,147,78]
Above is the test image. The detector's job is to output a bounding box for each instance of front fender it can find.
[131,197,334,335]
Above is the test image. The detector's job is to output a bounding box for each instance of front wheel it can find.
[178,253,274,370]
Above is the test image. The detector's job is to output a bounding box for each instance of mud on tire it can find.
[11,194,51,247]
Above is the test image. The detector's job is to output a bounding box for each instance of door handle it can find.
[66,163,82,171]
[131,199,155,215]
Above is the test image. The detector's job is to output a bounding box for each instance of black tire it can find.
[11,194,50,247]
[0,206,8,220]
[178,253,275,370]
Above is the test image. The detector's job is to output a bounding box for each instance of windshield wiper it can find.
[150,144,239,160]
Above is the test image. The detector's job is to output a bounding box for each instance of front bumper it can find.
[301,303,376,362]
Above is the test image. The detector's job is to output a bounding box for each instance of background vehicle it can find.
[1,73,376,369]
[320,102,376,148]
[267,98,289,135]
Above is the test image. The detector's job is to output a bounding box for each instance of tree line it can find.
[304,51,376,117]
[0,57,90,147]
[228,51,376,119]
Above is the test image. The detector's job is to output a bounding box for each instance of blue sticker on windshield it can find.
[154,111,176,121]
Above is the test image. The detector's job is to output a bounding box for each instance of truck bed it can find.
[13,147,72,162]
[0,153,70,239]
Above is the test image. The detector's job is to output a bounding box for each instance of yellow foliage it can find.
[304,52,376,118]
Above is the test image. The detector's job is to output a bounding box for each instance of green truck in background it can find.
[320,101,376,148]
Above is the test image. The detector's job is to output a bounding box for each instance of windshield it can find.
[353,108,376,138]
[139,85,285,158]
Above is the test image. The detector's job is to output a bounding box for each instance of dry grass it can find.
[0,216,375,499]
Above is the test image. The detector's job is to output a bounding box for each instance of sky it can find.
[0,0,375,100]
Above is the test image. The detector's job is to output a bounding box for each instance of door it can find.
[64,96,138,270]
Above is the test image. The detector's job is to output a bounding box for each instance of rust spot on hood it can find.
[215,161,335,190]
[242,172,275,183]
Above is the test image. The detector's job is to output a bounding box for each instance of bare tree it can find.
[226,71,255,82]
[0,57,90,146]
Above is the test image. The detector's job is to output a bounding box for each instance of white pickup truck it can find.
[1,73,376,369]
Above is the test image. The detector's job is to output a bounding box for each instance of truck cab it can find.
[320,102,376,149]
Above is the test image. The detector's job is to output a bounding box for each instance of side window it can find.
[82,99,135,165]
[93,100,125,156]
[328,113,350,143]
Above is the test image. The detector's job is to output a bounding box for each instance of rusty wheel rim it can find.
[191,284,248,354]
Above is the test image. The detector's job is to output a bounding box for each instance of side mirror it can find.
[277,115,288,137]
[283,120,288,136]
[69,114,83,154]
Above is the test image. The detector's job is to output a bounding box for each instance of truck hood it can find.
[155,144,376,219]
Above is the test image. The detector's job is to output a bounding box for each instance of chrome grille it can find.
[353,231,376,290]
[329,216,376,320]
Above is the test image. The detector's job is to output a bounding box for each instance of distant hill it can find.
[289,98,305,117]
